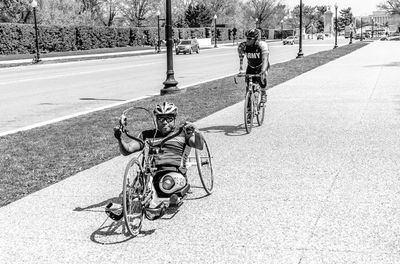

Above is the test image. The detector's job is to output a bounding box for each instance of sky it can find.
[282,0,384,16]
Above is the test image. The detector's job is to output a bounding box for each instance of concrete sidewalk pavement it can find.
[1,41,400,263]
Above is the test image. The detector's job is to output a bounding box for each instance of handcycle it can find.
[106,106,214,237]
[234,73,266,133]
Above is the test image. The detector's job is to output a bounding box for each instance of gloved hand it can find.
[183,121,196,136]
[113,126,122,140]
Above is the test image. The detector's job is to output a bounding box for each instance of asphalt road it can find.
[0,37,350,135]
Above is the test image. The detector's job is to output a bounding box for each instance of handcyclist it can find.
[238,28,270,104]
[113,102,204,218]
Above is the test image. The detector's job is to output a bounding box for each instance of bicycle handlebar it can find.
[123,125,185,150]
[236,73,262,78]
[234,73,262,84]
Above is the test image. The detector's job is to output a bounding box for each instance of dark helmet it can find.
[153,102,178,116]
[245,28,260,40]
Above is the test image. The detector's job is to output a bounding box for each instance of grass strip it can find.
[0,42,368,207]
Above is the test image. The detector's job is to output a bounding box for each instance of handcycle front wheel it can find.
[195,138,214,194]
[244,90,254,133]
[122,158,145,237]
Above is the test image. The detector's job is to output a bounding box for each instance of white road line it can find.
[0,51,235,86]
[0,73,237,137]
[0,61,160,85]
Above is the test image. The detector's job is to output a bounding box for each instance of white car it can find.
[283,36,299,45]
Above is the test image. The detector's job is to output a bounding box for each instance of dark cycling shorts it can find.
[246,65,267,88]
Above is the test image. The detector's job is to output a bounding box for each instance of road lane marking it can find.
[0,51,236,86]
[0,73,238,137]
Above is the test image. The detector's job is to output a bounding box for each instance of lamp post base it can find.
[296,52,304,59]
[32,55,41,64]
[333,44,338,49]
[161,77,179,95]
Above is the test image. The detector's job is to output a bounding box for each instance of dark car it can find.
[354,33,365,40]
[175,39,200,55]
[316,34,324,40]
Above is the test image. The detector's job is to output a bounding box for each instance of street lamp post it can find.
[371,17,374,38]
[156,11,161,53]
[296,0,304,58]
[31,0,41,63]
[160,0,178,95]
[214,14,218,48]
[333,3,338,49]
[360,17,363,41]
[280,20,284,40]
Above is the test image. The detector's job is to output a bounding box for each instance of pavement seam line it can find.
[297,170,341,264]
[358,65,383,125]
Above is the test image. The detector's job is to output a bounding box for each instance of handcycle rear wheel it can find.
[122,158,145,237]
[195,138,214,194]
[244,90,254,133]
[255,91,266,126]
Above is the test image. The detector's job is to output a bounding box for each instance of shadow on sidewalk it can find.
[365,61,400,67]
[200,124,248,136]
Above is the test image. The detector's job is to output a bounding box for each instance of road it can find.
[0,37,350,135]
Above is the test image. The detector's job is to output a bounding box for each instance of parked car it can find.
[175,39,200,55]
[282,36,299,45]
[316,34,324,40]
[389,36,400,41]
[354,33,365,40]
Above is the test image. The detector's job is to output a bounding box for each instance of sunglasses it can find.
[157,116,175,123]
[247,38,255,41]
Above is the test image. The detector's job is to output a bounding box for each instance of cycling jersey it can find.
[238,40,269,68]
[139,129,191,172]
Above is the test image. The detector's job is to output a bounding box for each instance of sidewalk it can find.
[1,41,399,263]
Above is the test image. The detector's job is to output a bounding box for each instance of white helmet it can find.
[153,102,178,116]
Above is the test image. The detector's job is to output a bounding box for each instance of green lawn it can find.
[0,42,369,207]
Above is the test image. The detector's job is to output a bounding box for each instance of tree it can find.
[242,0,281,29]
[98,0,119,26]
[0,0,31,23]
[291,4,320,33]
[378,0,400,15]
[39,0,93,26]
[337,7,353,31]
[314,5,327,33]
[120,0,158,27]
[184,3,212,27]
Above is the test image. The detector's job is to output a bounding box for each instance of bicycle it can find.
[235,73,266,133]
[106,107,214,237]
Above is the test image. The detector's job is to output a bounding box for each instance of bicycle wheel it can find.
[195,138,214,194]
[122,158,145,237]
[255,91,266,126]
[244,90,254,133]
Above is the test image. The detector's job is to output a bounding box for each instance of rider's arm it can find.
[259,41,270,73]
[115,129,144,156]
[238,42,246,71]
[187,130,204,150]
[183,122,204,150]
[117,138,143,156]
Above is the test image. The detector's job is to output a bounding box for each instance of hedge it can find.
[0,23,255,55]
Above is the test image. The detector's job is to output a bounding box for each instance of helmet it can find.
[153,102,178,116]
[245,28,260,40]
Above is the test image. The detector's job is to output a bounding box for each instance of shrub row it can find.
[0,23,247,55]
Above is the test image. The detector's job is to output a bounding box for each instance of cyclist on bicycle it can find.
[238,28,270,103]
[113,102,204,216]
